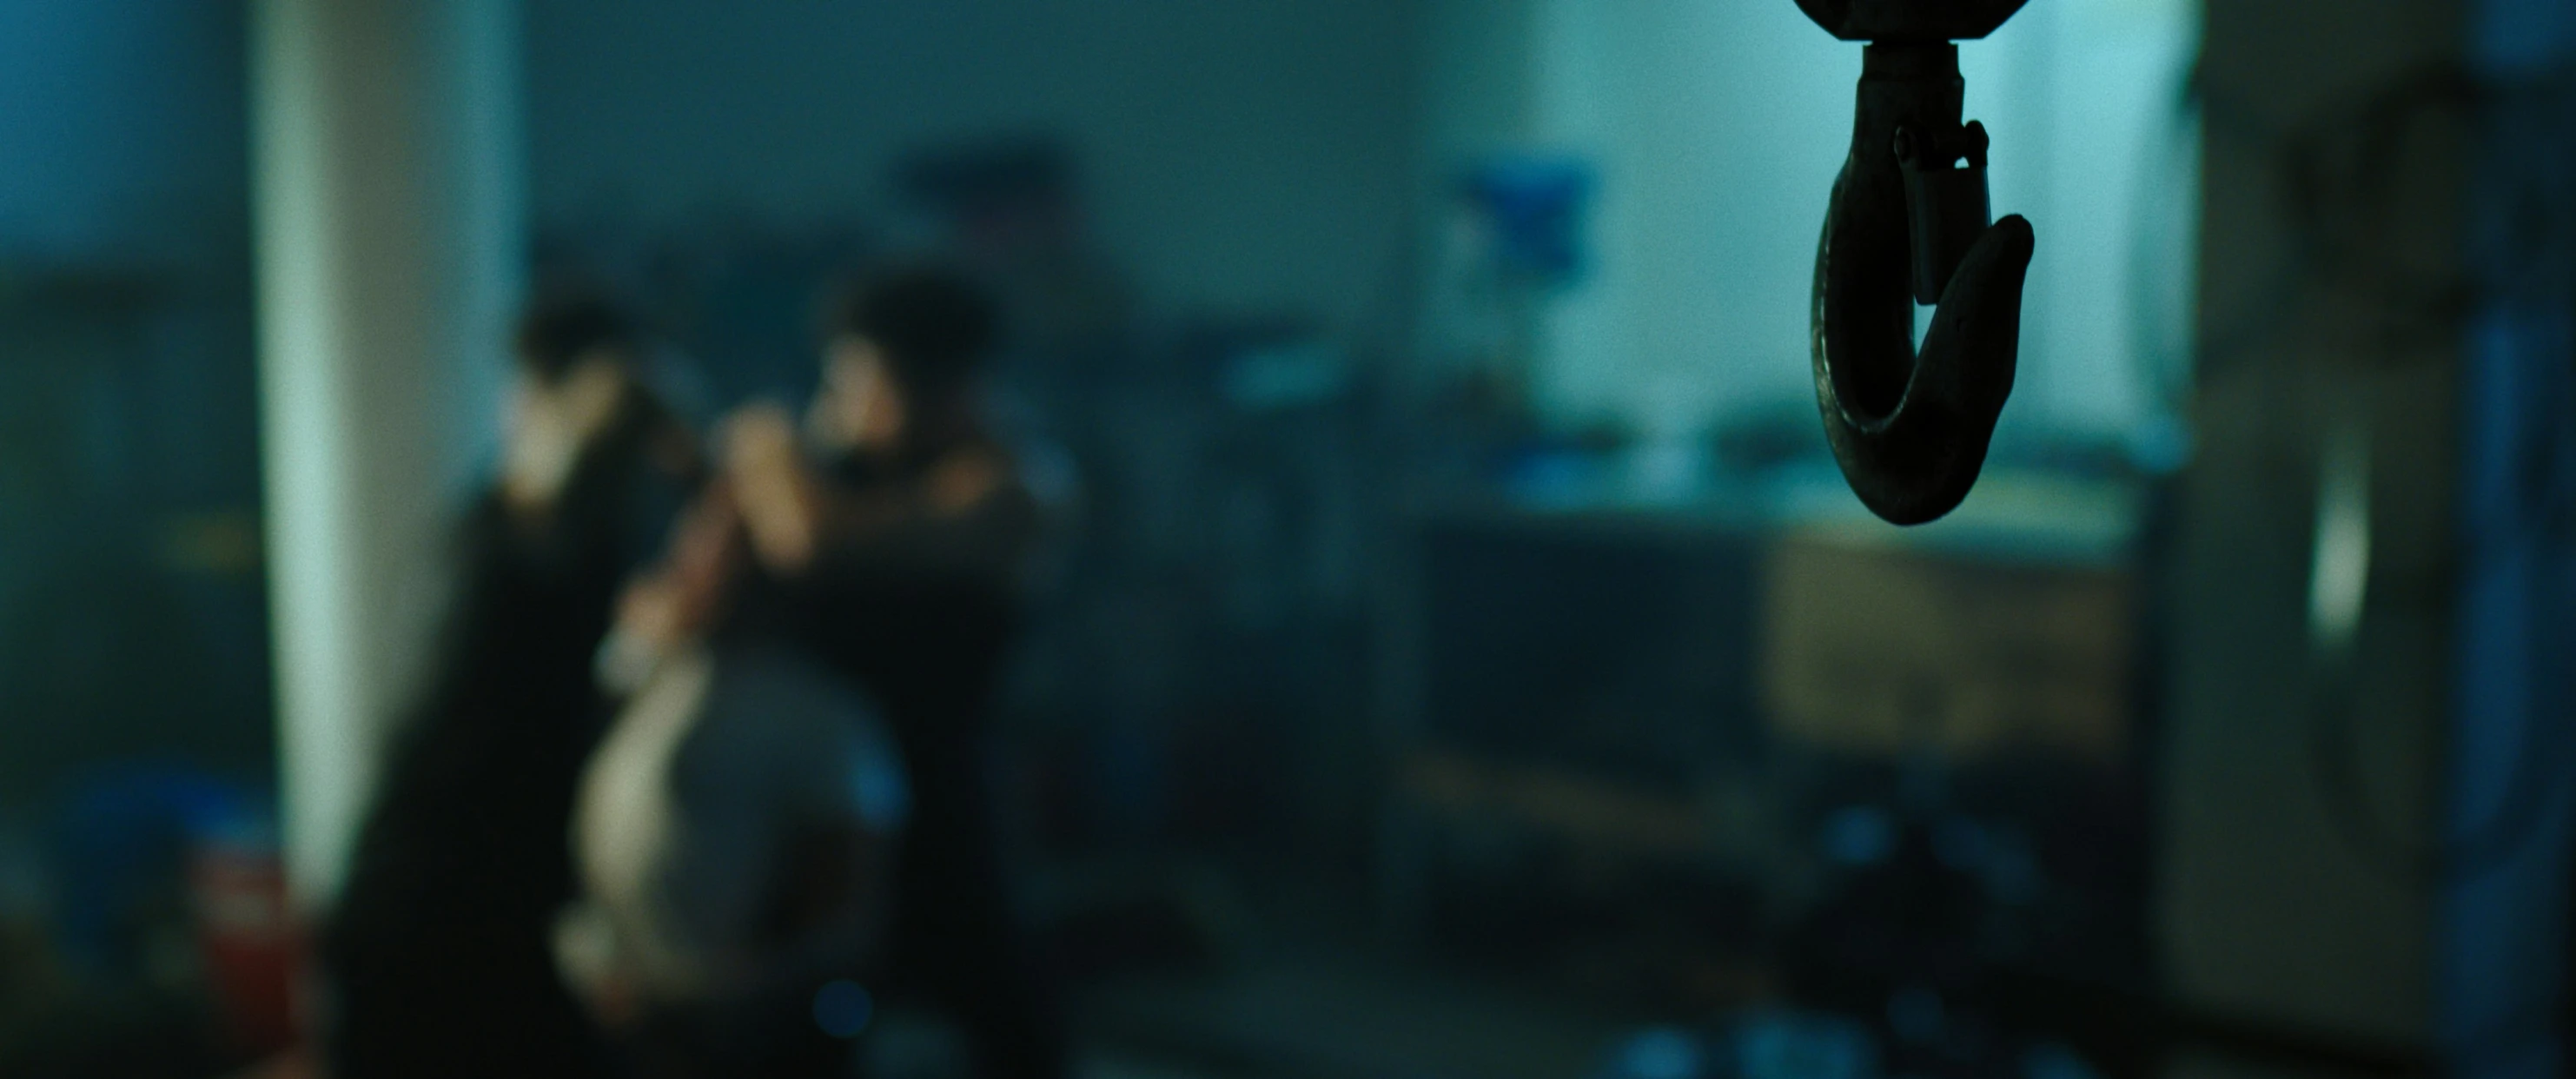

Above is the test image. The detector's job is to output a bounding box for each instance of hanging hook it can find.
[1803,25,2036,525]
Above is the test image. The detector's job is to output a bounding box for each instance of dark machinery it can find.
[1797,0,2037,525]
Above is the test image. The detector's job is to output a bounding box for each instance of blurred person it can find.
[619,265,1066,1079]
[321,292,698,1079]
[554,499,911,1077]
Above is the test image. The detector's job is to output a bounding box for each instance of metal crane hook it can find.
[1799,3,2036,525]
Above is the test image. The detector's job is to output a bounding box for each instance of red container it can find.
[189,843,301,1057]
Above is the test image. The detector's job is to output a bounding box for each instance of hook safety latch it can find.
[1896,120,1991,306]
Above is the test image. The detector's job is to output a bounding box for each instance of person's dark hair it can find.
[829,266,999,405]
[514,291,638,382]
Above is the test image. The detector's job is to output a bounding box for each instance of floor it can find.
[1070,946,1641,1079]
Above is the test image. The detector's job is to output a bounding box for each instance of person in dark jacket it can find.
[321,293,698,1079]
[619,266,1067,1079]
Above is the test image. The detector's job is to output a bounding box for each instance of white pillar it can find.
[250,0,523,905]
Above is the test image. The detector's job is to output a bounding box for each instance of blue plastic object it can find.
[49,764,265,982]
[1461,155,1595,286]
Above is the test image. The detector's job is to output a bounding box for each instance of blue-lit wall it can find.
[0,1,247,265]
[0,0,269,811]
[524,0,1430,336]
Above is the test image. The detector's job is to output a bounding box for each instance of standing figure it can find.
[323,294,697,1079]
[624,265,1067,1078]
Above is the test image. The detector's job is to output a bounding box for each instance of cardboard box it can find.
[1761,531,2136,764]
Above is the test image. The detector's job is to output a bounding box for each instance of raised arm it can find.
[723,404,1038,587]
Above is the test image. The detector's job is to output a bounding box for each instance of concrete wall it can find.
[0,1,248,266]
[0,1,270,814]
[523,0,1429,335]
[1525,0,1856,437]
